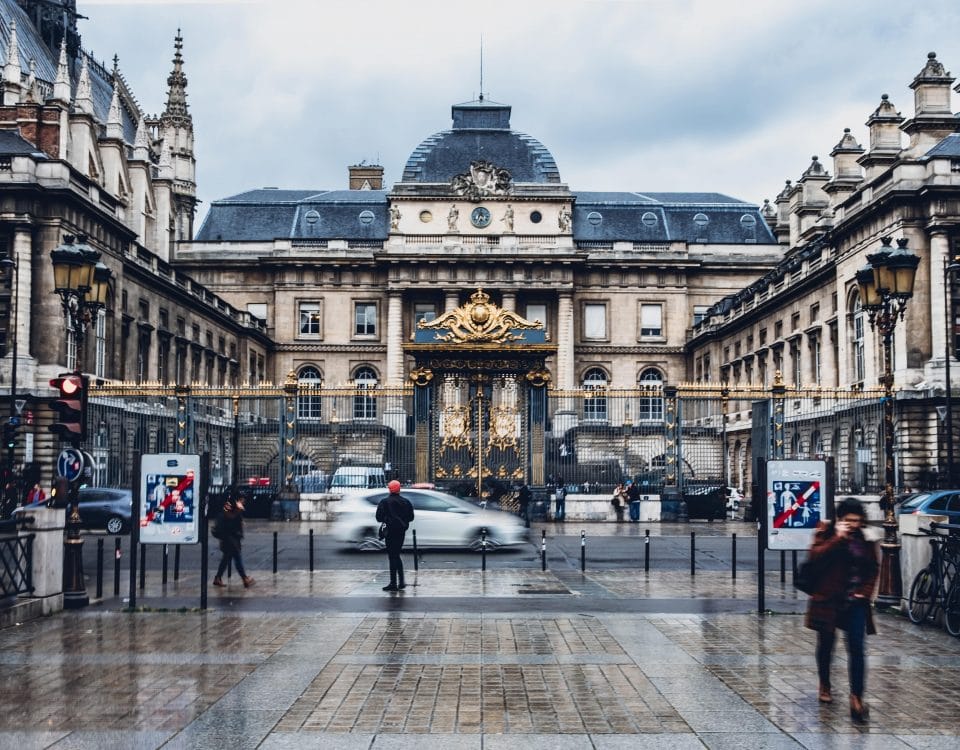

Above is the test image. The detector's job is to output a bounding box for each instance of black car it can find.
[77,487,133,534]
[682,485,726,521]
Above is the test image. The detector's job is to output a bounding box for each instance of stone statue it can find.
[501,204,514,233]
[389,204,401,231]
[447,204,459,232]
[558,205,572,233]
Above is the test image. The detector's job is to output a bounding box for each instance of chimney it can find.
[348,163,384,190]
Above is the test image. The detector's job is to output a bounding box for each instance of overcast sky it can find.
[79,0,960,229]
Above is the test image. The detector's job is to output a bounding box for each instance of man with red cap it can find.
[376,480,415,591]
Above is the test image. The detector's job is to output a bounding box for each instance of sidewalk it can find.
[1,568,958,749]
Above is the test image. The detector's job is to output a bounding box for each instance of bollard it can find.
[162,544,169,585]
[791,550,798,581]
[580,529,586,572]
[481,528,487,571]
[690,531,696,576]
[412,529,419,571]
[309,528,315,573]
[732,533,737,580]
[139,543,146,590]
[273,531,278,574]
[96,538,104,600]
[114,538,122,596]
[541,529,547,571]
[644,529,650,573]
[174,545,181,582]
[780,550,786,583]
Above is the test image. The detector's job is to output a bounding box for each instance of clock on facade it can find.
[470,206,492,228]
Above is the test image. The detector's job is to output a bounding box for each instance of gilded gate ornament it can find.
[418,288,543,344]
[487,405,519,451]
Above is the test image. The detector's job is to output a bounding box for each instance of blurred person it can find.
[212,494,254,588]
[804,497,878,721]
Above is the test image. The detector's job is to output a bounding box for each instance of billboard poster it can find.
[766,459,831,550]
[139,453,201,545]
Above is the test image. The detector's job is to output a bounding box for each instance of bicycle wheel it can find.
[908,569,936,624]
[944,578,960,637]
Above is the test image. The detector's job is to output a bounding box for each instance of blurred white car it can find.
[331,488,528,549]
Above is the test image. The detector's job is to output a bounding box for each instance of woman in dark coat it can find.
[804,497,878,721]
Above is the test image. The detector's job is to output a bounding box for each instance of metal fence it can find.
[0,517,33,599]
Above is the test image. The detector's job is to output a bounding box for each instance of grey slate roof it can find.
[195,189,390,242]
[0,127,44,155]
[401,100,560,184]
[925,132,960,158]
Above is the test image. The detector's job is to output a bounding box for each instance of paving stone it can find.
[47,730,173,749]
[591,734,707,749]
[0,732,71,750]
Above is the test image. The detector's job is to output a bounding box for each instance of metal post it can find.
[945,259,956,485]
[412,529,419,571]
[644,528,650,572]
[309,528,314,572]
[95,537,103,599]
[732,533,737,579]
[540,529,546,571]
[272,530,278,574]
[481,528,487,571]
[174,545,181,582]
[114,537,121,596]
[791,550,797,581]
[139,543,146,590]
[200,452,210,610]
[690,531,695,576]
[162,544,168,585]
[780,550,786,583]
[580,529,586,572]
[128,452,141,609]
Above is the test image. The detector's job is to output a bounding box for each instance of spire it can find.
[53,35,71,102]
[74,54,94,115]
[3,18,21,87]
[161,29,191,126]
[106,82,123,139]
[133,116,150,160]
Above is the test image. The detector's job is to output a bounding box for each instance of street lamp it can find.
[49,233,113,610]
[0,253,19,517]
[855,235,920,608]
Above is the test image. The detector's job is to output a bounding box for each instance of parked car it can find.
[330,466,387,491]
[77,487,132,534]
[331,487,528,549]
[682,484,726,521]
[726,487,744,513]
[896,490,960,524]
[295,470,329,493]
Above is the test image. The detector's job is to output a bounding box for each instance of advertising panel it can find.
[766,459,831,550]
[139,453,201,545]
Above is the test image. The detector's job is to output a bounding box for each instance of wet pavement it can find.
[2,562,959,748]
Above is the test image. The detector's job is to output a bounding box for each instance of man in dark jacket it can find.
[376,480,415,591]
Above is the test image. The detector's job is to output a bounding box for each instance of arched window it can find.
[637,368,664,421]
[353,366,378,420]
[849,293,865,383]
[297,366,323,420]
[582,368,607,421]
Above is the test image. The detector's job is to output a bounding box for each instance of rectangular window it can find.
[759,328,767,345]
[138,298,149,321]
[774,320,783,339]
[354,302,378,336]
[95,309,106,378]
[810,303,820,325]
[583,303,607,340]
[791,312,800,332]
[693,305,709,327]
[814,337,822,385]
[159,309,169,330]
[414,303,437,327]
[854,315,865,381]
[640,304,662,337]
[66,313,77,371]
[526,303,547,333]
[792,344,801,387]
[299,301,322,336]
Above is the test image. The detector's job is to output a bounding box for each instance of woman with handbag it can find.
[611,483,627,522]
[211,493,255,589]
[804,497,878,721]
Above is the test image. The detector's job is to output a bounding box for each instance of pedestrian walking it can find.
[26,483,46,505]
[554,478,566,522]
[376,480,415,592]
[516,483,531,528]
[804,497,878,721]
[211,493,255,588]
[611,483,627,522]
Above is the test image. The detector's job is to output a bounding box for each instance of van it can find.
[330,466,387,490]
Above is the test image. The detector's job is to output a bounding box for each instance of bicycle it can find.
[907,524,960,637]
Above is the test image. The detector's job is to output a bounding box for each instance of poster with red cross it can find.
[766,460,831,550]
[139,453,201,545]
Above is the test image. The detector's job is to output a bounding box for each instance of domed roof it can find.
[401,99,561,184]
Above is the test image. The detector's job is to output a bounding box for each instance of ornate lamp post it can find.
[49,234,112,609]
[855,236,920,608]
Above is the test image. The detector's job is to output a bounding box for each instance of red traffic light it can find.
[50,374,83,396]
[49,372,88,446]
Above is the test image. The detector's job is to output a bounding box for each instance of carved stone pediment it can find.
[451,160,512,201]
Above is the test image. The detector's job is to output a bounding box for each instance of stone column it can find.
[929,232,950,362]
[557,292,575,390]
[13,227,31,360]
[385,291,404,386]
[501,291,516,312]
[445,291,459,313]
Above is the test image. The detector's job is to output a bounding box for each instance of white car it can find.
[331,488,528,550]
[726,487,744,512]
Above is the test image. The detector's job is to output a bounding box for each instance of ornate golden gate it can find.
[405,289,554,497]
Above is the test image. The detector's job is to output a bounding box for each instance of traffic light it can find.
[3,420,17,451]
[49,372,87,445]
